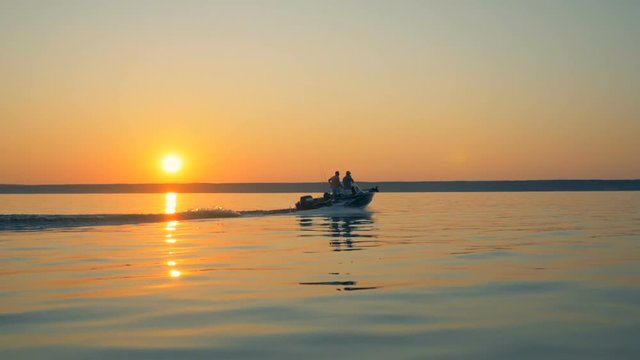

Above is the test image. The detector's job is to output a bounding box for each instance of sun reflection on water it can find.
[165,220,178,231]
[165,192,177,214]
[165,193,182,279]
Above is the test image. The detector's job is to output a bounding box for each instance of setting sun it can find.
[162,155,182,174]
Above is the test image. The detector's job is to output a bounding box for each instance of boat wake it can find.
[0,208,242,231]
[0,204,375,231]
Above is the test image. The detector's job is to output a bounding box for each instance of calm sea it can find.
[1,192,639,359]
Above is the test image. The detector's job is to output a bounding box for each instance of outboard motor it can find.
[296,195,314,210]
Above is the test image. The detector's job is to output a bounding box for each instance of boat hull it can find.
[340,191,374,208]
[295,188,377,211]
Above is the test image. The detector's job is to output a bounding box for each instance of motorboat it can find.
[295,186,378,211]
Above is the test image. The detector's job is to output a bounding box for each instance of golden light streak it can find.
[165,220,178,231]
[163,192,182,279]
[165,192,177,214]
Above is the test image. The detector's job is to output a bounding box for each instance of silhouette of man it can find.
[328,171,342,199]
[342,171,356,195]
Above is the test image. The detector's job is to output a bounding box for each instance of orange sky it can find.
[1,1,638,184]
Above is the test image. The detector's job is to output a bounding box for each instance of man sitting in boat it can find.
[328,171,342,199]
[343,171,356,195]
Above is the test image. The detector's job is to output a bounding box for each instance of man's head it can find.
[346,171,351,175]
[335,171,339,176]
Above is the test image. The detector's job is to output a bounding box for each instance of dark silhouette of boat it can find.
[295,186,378,211]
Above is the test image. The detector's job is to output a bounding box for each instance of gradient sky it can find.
[1,0,638,184]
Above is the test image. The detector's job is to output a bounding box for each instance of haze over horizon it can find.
[1,0,638,184]
[2,178,640,187]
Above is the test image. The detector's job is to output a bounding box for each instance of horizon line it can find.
[1,179,639,194]
[2,178,640,187]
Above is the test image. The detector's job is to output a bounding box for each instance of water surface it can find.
[1,192,639,359]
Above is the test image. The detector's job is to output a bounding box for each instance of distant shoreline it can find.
[1,180,639,194]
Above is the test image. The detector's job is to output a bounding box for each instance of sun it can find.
[162,155,183,173]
